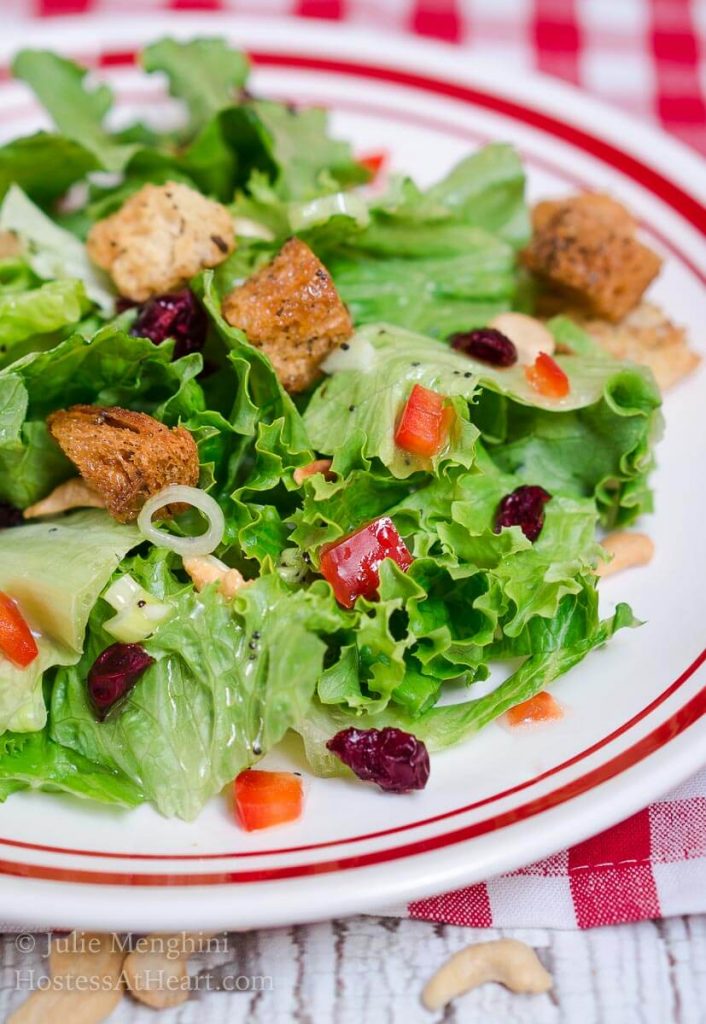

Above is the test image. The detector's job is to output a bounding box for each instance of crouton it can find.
[182,555,248,599]
[222,238,353,393]
[554,301,700,390]
[23,478,105,519]
[87,182,235,302]
[522,194,661,322]
[47,405,200,523]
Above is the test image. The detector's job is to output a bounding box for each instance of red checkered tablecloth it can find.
[405,768,706,928]
[3,0,705,930]
[8,0,706,154]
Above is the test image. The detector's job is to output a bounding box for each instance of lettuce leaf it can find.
[307,144,530,335]
[189,273,313,565]
[12,50,138,172]
[296,601,637,776]
[0,511,141,735]
[303,322,661,523]
[0,324,203,507]
[0,728,144,807]
[0,186,115,313]
[142,37,250,134]
[0,279,89,366]
[51,552,343,819]
[0,132,98,205]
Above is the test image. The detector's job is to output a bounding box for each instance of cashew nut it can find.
[23,479,106,519]
[0,230,22,258]
[293,459,334,485]
[122,932,214,1010]
[597,531,654,578]
[421,938,552,1011]
[183,554,249,599]
[488,313,556,365]
[9,932,124,1024]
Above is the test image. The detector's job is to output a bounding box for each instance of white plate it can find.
[0,15,704,932]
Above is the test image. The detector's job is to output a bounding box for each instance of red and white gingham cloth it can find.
[405,768,706,928]
[6,0,706,930]
[7,0,706,154]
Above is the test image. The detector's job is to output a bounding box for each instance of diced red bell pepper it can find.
[394,384,451,458]
[234,770,303,831]
[357,150,386,180]
[524,352,570,399]
[320,516,413,608]
[0,591,38,669]
[506,691,563,727]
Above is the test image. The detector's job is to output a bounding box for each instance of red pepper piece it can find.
[0,592,38,669]
[234,770,303,831]
[357,150,386,180]
[320,516,413,608]
[524,352,570,398]
[395,384,451,458]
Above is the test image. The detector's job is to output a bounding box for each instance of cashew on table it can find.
[422,938,553,1011]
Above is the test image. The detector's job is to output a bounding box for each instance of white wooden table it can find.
[2,915,706,1023]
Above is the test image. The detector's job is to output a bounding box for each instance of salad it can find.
[0,38,674,828]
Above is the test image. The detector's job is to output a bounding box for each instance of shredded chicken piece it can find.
[222,237,353,393]
[87,181,235,301]
[523,193,661,322]
[47,405,199,524]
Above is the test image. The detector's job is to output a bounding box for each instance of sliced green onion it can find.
[103,574,172,643]
[137,486,225,557]
[322,333,377,374]
[277,547,311,586]
[233,216,275,241]
[288,192,370,232]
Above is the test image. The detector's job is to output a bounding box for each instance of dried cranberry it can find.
[0,502,23,529]
[327,727,430,793]
[495,485,552,542]
[87,642,154,720]
[449,327,517,367]
[130,289,208,359]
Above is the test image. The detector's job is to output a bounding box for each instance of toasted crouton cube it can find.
[47,405,200,523]
[565,302,701,390]
[87,182,235,302]
[222,238,353,393]
[522,194,661,322]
